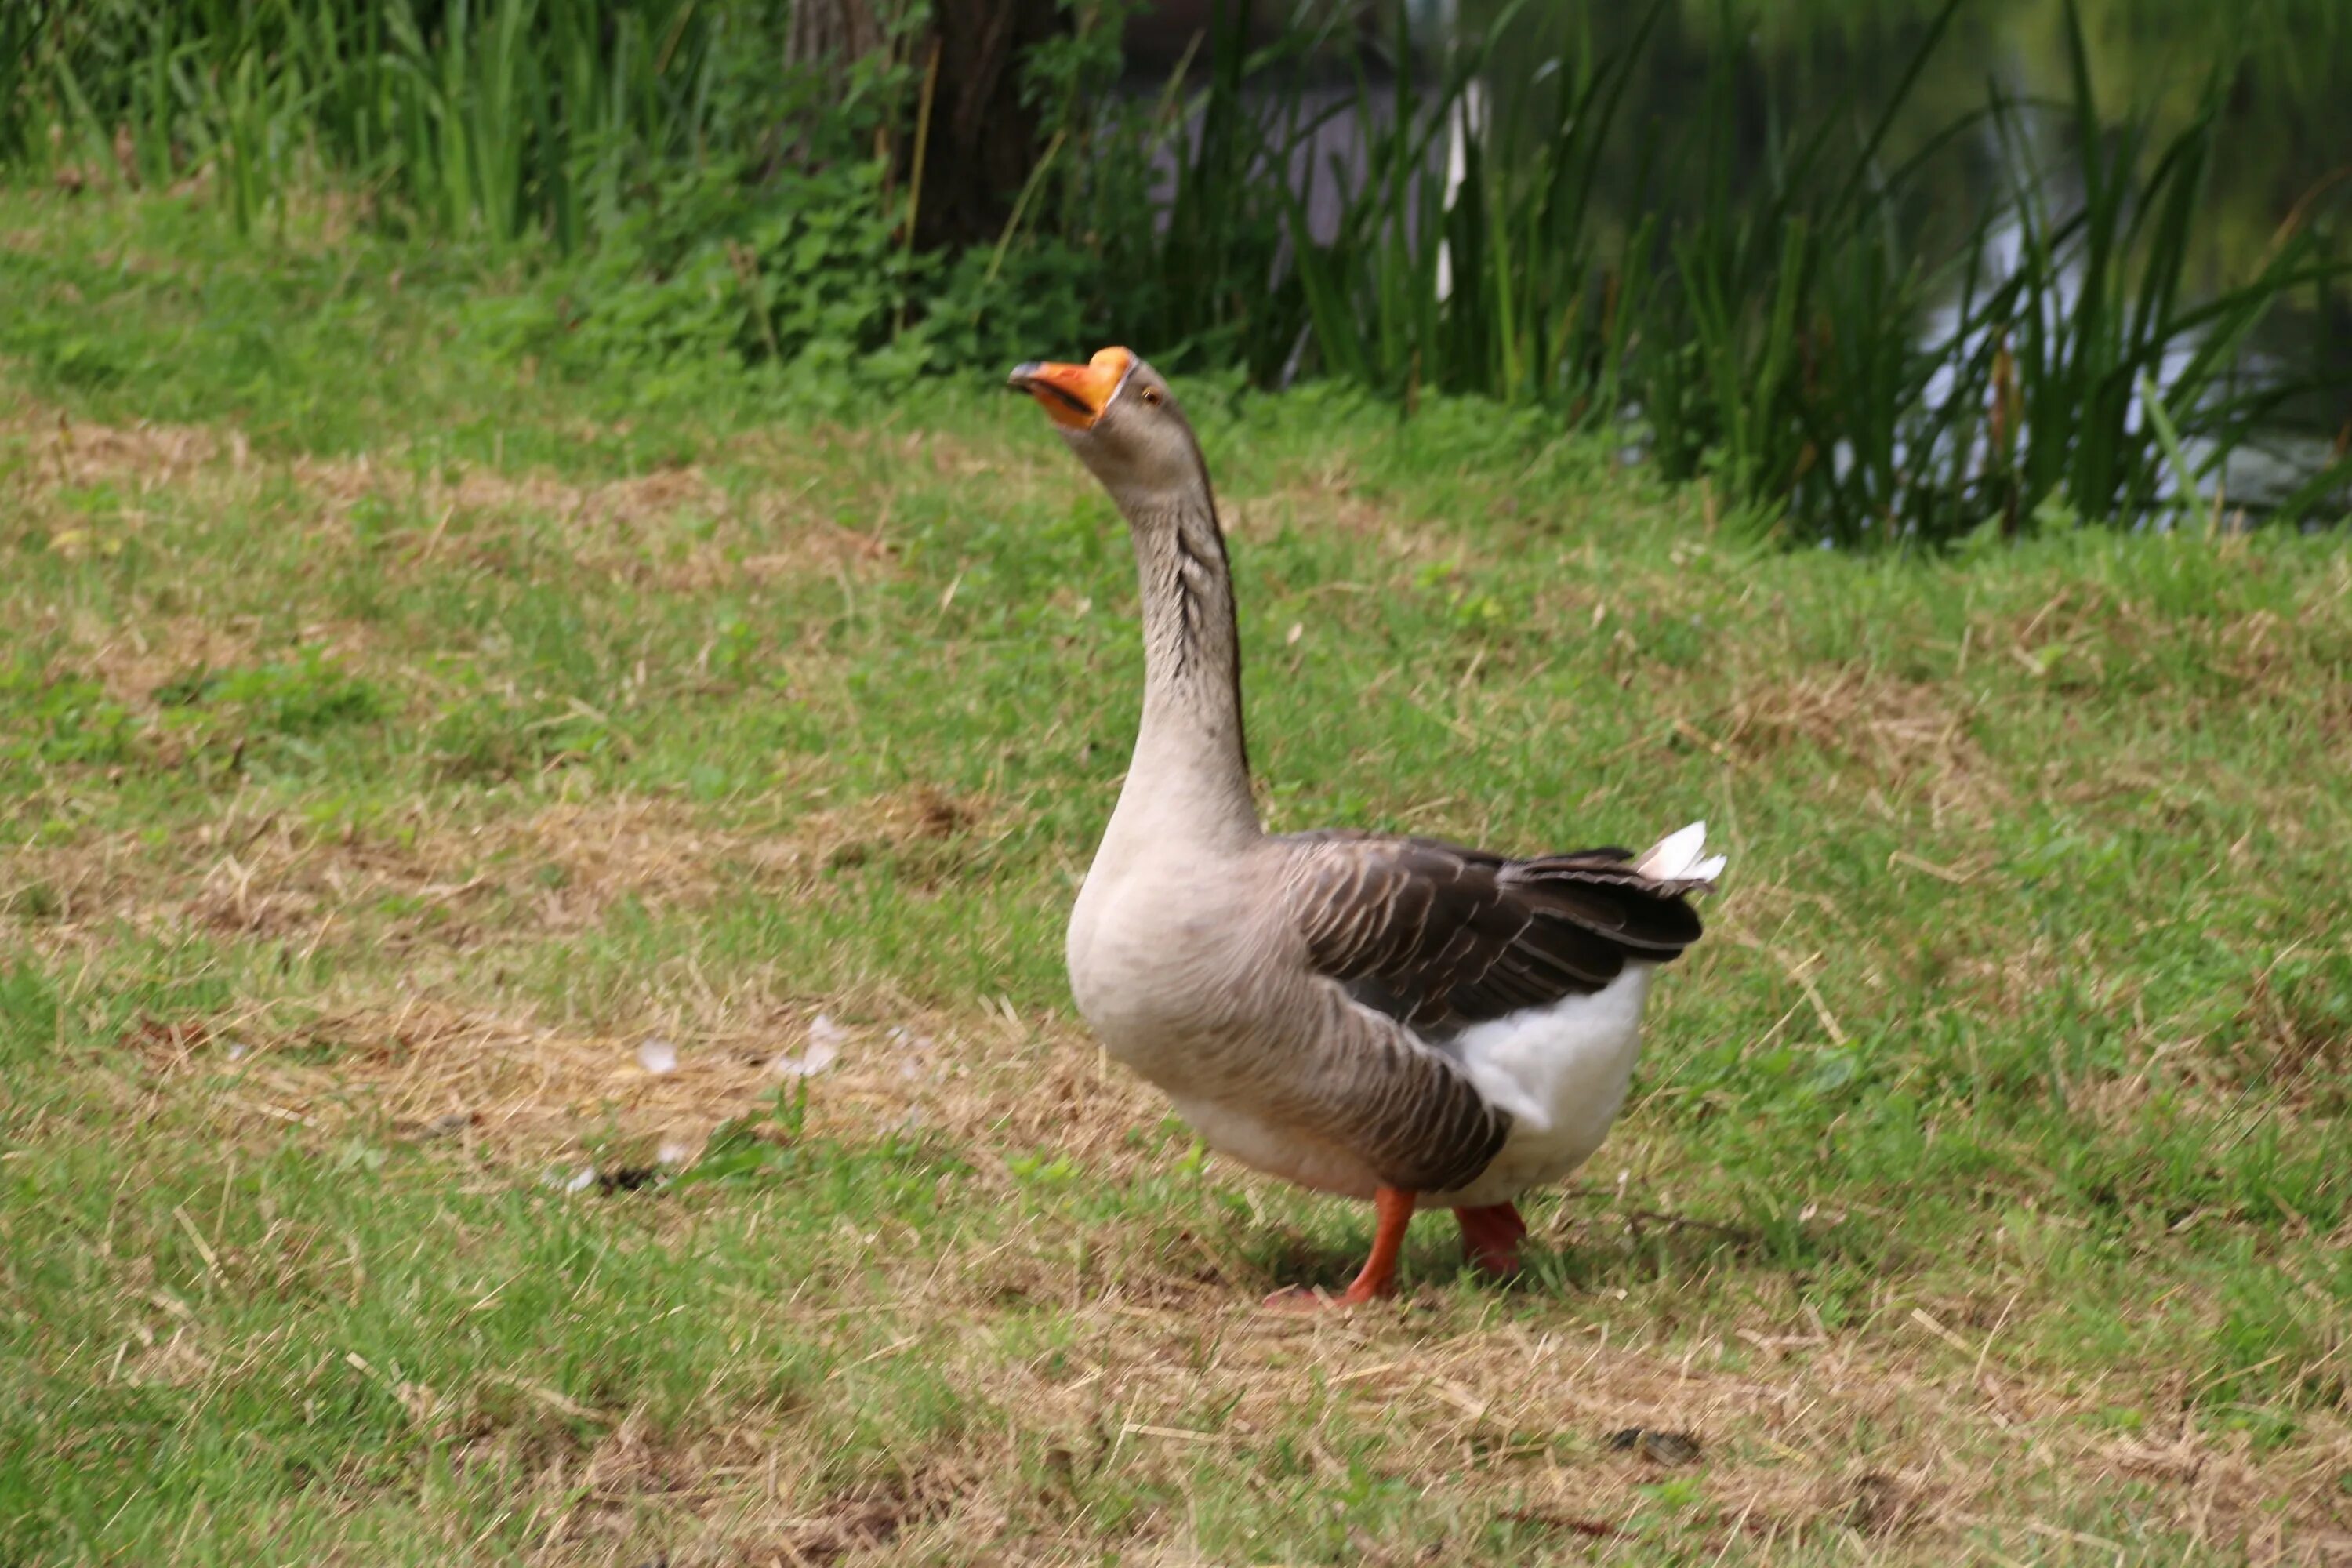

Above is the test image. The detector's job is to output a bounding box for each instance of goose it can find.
[1007,347,1725,1309]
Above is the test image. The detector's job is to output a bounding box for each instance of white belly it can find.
[1167,1094,1385,1200]
[1433,965,1652,1208]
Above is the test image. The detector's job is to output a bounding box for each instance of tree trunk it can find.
[786,0,887,67]
[785,0,1065,251]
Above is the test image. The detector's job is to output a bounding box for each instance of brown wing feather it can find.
[1317,1021,1514,1193]
[1281,833,1707,1041]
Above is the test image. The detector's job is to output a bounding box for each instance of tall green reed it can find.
[1276,0,1662,416]
[1712,2,2351,545]
[1950,13,2349,537]
[15,0,764,248]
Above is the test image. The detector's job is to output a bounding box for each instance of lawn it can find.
[2,189,2349,1565]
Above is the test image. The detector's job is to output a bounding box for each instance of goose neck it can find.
[1115,490,1258,847]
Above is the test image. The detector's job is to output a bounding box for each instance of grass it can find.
[3,186,2351,1564]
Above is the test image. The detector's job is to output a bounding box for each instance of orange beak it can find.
[1007,347,1134,430]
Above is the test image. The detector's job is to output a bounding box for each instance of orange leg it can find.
[1264,1185,1417,1312]
[1454,1201,1527,1279]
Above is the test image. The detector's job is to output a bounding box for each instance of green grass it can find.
[3,187,2350,1564]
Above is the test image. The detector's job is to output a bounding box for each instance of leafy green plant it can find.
[673,1083,811,1189]
[1090,0,2347,544]
[0,666,138,767]
[161,647,387,736]
[511,153,927,387]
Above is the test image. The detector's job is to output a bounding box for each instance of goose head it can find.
[1008,347,1204,510]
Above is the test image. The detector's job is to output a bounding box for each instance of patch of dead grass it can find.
[1,399,901,611]
[974,1305,2346,1561]
[762,786,993,887]
[12,408,234,488]
[1240,461,1469,568]
[1980,575,2352,717]
[111,967,1159,1181]
[7,782,1025,1015]
[10,793,746,962]
[1714,666,2009,828]
[69,612,287,710]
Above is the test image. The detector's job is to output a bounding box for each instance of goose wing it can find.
[1279,831,1711,1043]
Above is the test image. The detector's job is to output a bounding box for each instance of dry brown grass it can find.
[1241,460,1471,571]
[0,395,902,622]
[5,782,1021,977]
[9,793,741,957]
[16,405,232,487]
[1711,668,2009,829]
[112,982,1163,1186]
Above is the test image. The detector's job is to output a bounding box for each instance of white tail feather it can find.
[1635,820,1725,885]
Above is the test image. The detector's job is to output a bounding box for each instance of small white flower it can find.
[564,1165,597,1193]
[636,1036,678,1076]
[772,1039,837,1080]
[655,1137,693,1167]
[773,1014,846,1078]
